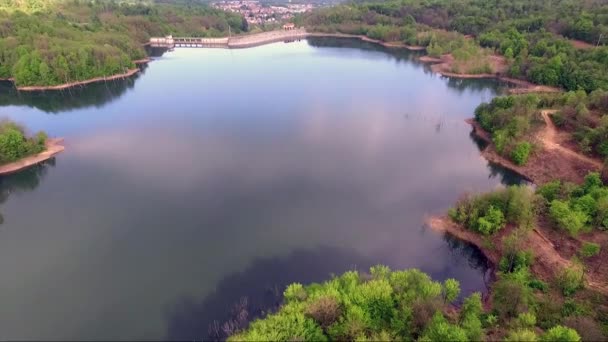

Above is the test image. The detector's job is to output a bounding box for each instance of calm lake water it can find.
[0,38,523,340]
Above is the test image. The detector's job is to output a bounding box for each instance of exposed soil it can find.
[0,138,64,175]
[426,216,608,296]
[540,110,603,169]
[468,114,601,184]
[417,53,561,93]
[16,68,140,91]
[568,39,595,49]
[133,58,151,64]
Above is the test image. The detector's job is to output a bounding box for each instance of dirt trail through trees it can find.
[539,110,603,169]
[426,216,608,296]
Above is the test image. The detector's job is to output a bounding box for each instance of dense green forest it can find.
[231,266,585,341]
[0,0,247,86]
[297,0,608,91]
[0,119,47,164]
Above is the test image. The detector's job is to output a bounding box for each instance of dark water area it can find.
[0,38,524,340]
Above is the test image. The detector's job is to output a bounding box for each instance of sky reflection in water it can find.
[0,38,521,340]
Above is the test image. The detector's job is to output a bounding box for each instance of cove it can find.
[0,38,524,340]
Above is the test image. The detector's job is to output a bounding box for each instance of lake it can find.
[0,38,523,340]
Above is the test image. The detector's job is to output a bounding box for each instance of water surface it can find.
[0,38,522,340]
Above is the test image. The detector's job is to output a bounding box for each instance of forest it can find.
[231,265,584,341]
[0,0,247,86]
[297,0,608,91]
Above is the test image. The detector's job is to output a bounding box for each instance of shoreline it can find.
[418,54,561,94]
[0,138,65,176]
[10,28,558,92]
[306,32,426,50]
[467,116,600,184]
[15,68,140,92]
[426,215,608,296]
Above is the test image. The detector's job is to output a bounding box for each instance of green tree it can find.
[541,325,581,342]
[442,278,460,303]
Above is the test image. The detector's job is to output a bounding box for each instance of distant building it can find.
[283,23,295,30]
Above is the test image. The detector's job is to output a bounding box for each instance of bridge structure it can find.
[149,29,309,49]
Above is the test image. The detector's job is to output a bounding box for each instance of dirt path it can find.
[426,216,608,296]
[540,110,603,169]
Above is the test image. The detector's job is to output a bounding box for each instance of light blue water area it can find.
[0,38,521,340]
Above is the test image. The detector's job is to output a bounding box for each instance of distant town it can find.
[212,0,314,25]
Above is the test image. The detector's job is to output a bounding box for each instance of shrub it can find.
[442,278,460,303]
[477,205,505,235]
[557,264,584,296]
[420,313,468,341]
[549,200,588,235]
[492,277,532,320]
[499,249,534,273]
[517,312,537,328]
[541,325,581,341]
[536,180,562,203]
[528,278,548,292]
[511,141,532,165]
[579,242,600,258]
[0,120,47,164]
[305,296,341,329]
[505,329,538,341]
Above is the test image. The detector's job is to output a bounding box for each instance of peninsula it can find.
[0,120,63,175]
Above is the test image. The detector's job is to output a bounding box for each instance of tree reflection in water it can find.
[0,66,146,114]
[0,159,54,224]
[165,237,493,341]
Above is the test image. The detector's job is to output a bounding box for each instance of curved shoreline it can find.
[11,29,557,93]
[306,32,426,50]
[418,55,561,94]
[15,68,141,92]
[467,116,600,184]
[0,138,65,176]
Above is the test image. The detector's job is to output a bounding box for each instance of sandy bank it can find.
[16,68,140,92]
[133,58,151,64]
[0,138,65,176]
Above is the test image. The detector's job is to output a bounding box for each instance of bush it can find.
[477,205,505,235]
[450,186,534,234]
[549,200,588,235]
[511,141,532,165]
[492,277,532,320]
[537,180,562,202]
[517,312,537,328]
[557,264,584,296]
[499,250,534,273]
[541,325,581,341]
[579,242,600,258]
[305,296,341,329]
[0,120,48,164]
[505,329,538,341]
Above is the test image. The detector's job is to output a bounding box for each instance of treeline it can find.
[474,90,608,164]
[0,119,47,164]
[0,0,247,86]
[297,0,608,91]
[231,265,582,341]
